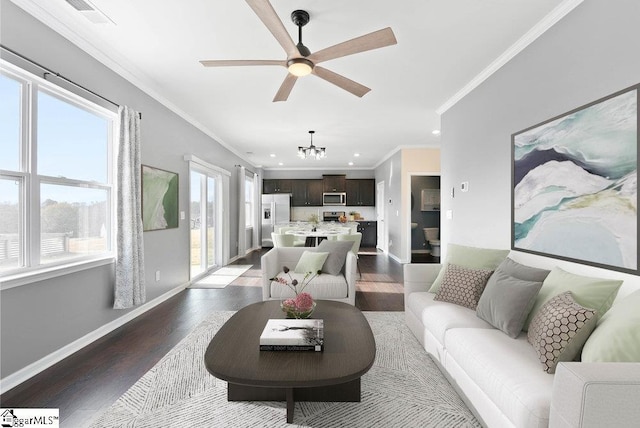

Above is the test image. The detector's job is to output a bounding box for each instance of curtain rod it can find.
[1,44,142,119]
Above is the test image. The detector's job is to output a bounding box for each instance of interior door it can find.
[376,181,386,252]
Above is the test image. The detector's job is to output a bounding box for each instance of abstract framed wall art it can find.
[512,84,639,274]
[142,165,179,231]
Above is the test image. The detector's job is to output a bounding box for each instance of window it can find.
[0,62,116,280]
[245,174,254,228]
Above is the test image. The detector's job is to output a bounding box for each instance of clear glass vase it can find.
[281,300,316,319]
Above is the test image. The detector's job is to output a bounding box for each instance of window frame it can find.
[0,61,117,289]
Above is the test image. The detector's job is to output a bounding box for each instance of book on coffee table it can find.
[259,319,324,352]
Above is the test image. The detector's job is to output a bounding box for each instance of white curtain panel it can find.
[114,106,145,309]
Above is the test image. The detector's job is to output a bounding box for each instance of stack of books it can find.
[259,319,324,352]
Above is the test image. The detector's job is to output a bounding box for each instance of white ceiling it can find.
[13,0,580,170]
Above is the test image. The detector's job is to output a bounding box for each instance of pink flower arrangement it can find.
[271,266,320,318]
[271,266,320,296]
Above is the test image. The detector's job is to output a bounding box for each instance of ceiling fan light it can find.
[287,58,313,77]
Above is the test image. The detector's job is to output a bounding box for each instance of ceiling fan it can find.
[200,0,397,102]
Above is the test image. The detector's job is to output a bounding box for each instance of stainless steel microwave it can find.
[323,192,346,206]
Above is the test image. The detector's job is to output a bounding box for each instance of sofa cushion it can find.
[429,244,509,293]
[294,251,329,274]
[444,327,553,428]
[476,269,543,338]
[527,292,597,374]
[270,271,348,300]
[407,292,493,347]
[496,257,551,282]
[582,290,640,362]
[523,267,622,331]
[315,240,353,275]
[434,263,493,310]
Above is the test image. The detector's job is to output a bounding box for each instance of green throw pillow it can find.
[294,251,329,274]
[522,267,623,332]
[428,243,509,293]
[582,291,640,362]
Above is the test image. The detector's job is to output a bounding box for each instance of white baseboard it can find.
[389,252,407,264]
[0,282,189,395]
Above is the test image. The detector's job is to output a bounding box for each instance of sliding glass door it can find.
[190,168,222,279]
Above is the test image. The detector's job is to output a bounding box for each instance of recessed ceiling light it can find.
[348,161,354,166]
[278,162,283,166]
[354,153,360,157]
[269,154,276,158]
[432,129,441,135]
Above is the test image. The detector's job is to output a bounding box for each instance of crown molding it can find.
[436,0,585,115]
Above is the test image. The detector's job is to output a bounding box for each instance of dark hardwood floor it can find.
[0,248,404,427]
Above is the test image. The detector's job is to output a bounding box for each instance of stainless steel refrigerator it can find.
[261,194,291,247]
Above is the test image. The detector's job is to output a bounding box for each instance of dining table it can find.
[285,227,349,246]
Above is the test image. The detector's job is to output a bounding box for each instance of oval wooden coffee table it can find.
[204,300,376,423]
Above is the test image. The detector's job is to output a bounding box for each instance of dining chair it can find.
[337,232,362,278]
[274,227,305,246]
[271,232,295,247]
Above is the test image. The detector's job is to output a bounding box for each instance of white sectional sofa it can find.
[404,262,640,428]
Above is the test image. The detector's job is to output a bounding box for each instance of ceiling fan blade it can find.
[308,27,397,64]
[200,59,285,67]
[246,0,299,57]
[273,73,298,102]
[312,66,371,98]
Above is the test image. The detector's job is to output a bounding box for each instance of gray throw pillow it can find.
[476,269,543,338]
[497,257,551,282]
[315,240,354,275]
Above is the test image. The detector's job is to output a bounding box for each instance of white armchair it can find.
[261,247,357,306]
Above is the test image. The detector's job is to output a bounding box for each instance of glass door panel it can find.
[190,170,204,278]
[206,176,216,269]
[190,167,222,280]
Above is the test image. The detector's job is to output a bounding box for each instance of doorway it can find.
[376,181,386,252]
[409,174,441,264]
[190,168,224,279]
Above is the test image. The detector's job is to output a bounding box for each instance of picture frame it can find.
[512,84,639,274]
[142,164,179,231]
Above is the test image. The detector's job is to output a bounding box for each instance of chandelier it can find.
[297,130,326,160]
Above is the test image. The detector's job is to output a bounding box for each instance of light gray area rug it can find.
[189,265,253,289]
[90,311,480,427]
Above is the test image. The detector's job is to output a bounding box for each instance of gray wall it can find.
[0,0,255,378]
[375,151,402,259]
[441,0,640,287]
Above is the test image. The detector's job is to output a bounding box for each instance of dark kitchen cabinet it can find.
[357,221,377,248]
[291,179,323,206]
[346,179,375,206]
[322,175,346,192]
[263,179,292,194]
